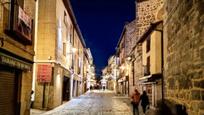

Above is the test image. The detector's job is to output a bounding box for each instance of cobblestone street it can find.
[40,90,132,115]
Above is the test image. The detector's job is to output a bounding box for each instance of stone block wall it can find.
[36,0,56,60]
[129,43,143,95]
[128,0,163,95]
[164,0,204,114]
[124,20,136,56]
[135,0,163,44]
[21,71,33,115]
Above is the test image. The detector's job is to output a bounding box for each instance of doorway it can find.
[0,65,21,115]
[62,76,70,102]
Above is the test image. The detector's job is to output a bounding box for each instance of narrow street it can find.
[40,90,132,115]
[0,0,203,114]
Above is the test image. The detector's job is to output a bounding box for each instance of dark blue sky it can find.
[70,0,135,76]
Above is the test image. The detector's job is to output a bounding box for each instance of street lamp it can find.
[72,47,77,53]
[120,65,125,70]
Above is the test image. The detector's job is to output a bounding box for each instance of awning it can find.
[139,73,162,83]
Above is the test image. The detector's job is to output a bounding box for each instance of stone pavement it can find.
[32,90,156,115]
[31,109,47,115]
[40,90,131,115]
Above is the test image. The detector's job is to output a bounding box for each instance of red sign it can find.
[37,64,52,83]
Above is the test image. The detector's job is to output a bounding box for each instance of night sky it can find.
[70,0,135,77]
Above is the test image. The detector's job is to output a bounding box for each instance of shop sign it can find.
[37,64,52,83]
[13,6,32,43]
[18,7,32,29]
[0,53,31,70]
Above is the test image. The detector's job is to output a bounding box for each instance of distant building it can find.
[100,76,107,90]
[102,55,119,92]
[116,20,137,96]
[85,48,96,91]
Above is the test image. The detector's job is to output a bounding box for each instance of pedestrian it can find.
[30,90,34,108]
[140,91,150,114]
[131,89,140,115]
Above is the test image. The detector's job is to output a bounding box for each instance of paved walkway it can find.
[31,90,156,115]
[40,90,132,115]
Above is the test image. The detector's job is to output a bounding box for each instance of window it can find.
[63,43,66,56]
[70,25,73,44]
[3,0,32,44]
[144,56,150,76]
[64,11,69,29]
[132,61,135,86]
[146,36,151,52]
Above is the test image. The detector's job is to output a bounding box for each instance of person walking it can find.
[131,89,141,115]
[140,91,150,114]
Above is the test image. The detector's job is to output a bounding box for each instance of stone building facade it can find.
[102,55,118,91]
[128,0,163,97]
[163,0,204,115]
[116,20,137,96]
[0,0,35,115]
[32,0,87,110]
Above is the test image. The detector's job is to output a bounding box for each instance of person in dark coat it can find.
[140,91,150,114]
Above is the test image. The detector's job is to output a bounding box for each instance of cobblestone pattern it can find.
[164,0,204,115]
[42,90,132,115]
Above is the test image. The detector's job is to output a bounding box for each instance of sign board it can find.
[37,64,52,83]
[0,52,32,70]
[13,6,32,43]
